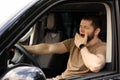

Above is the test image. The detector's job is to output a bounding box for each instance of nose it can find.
[80,26,85,33]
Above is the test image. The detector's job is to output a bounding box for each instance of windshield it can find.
[0,0,38,34]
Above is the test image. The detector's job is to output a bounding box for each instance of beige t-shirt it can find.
[53,38,106,80]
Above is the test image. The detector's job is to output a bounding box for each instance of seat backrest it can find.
[42,13,63,43]
[35,13,68,78]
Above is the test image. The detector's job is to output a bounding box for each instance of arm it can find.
[74,33,106,72]
[80,47,106,72]
[23,42,68,55]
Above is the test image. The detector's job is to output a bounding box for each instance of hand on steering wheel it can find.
[11,43,41,68]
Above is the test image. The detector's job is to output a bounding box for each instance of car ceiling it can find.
[51,2,106,14]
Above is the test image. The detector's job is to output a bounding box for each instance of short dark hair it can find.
[82,16,101,29]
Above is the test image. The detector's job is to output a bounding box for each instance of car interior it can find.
[5,2,113,79]
[21,2,109,78]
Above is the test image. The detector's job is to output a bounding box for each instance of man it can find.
[23,16,106,80]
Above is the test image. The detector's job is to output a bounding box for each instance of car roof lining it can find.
[50,2,106,14]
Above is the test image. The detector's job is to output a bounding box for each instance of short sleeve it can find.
[62,39,74,52]
[95,44,106,56]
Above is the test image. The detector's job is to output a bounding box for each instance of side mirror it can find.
[1,65,46,80]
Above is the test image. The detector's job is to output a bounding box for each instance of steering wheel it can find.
[11,43,41,68]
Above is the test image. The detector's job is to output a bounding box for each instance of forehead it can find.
[80,19,93,25]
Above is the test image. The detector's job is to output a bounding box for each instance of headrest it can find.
[46,13,55,30]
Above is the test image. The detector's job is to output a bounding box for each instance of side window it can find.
[17,1,118,79]
[26,1,113,79]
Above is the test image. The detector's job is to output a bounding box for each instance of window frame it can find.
[28,1,117,79]
[1,0,120,79]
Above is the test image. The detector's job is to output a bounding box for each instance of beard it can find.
[87,31,94,42]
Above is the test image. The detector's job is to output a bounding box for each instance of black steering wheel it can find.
[12,43,41,68]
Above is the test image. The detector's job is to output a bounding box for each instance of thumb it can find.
[84,31,87,43]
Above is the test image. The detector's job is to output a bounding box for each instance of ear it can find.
[94,28,101,36]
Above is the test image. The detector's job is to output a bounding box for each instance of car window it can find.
[1,1,119,80]
[24,2,112,79]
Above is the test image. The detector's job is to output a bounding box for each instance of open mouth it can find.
[80,34,85,37]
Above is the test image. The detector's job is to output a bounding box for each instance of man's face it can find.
[79,19,95,42]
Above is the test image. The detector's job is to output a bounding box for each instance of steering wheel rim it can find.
[14,43,41,68]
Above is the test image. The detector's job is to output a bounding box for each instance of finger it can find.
[84,30,87,39]
[75,33,78,40]
[76,33,79,38]
[76,33,79,36]
[75,33,77,38]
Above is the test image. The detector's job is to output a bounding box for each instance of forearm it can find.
[80,47,105,72]
[23,42,67,55]
[23,44,50,55]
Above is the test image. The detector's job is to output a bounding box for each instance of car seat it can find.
[35,13,68,78]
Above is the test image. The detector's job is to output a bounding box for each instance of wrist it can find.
[79,44,86,49]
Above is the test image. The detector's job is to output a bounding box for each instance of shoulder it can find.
[99,40,106,48]
[95,40,106,55]
[62,38,74,51]
[89,39,106,55]
[96,39,106,48]
[62,38,74,44]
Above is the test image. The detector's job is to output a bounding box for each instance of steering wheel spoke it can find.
[12,43,41,68]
